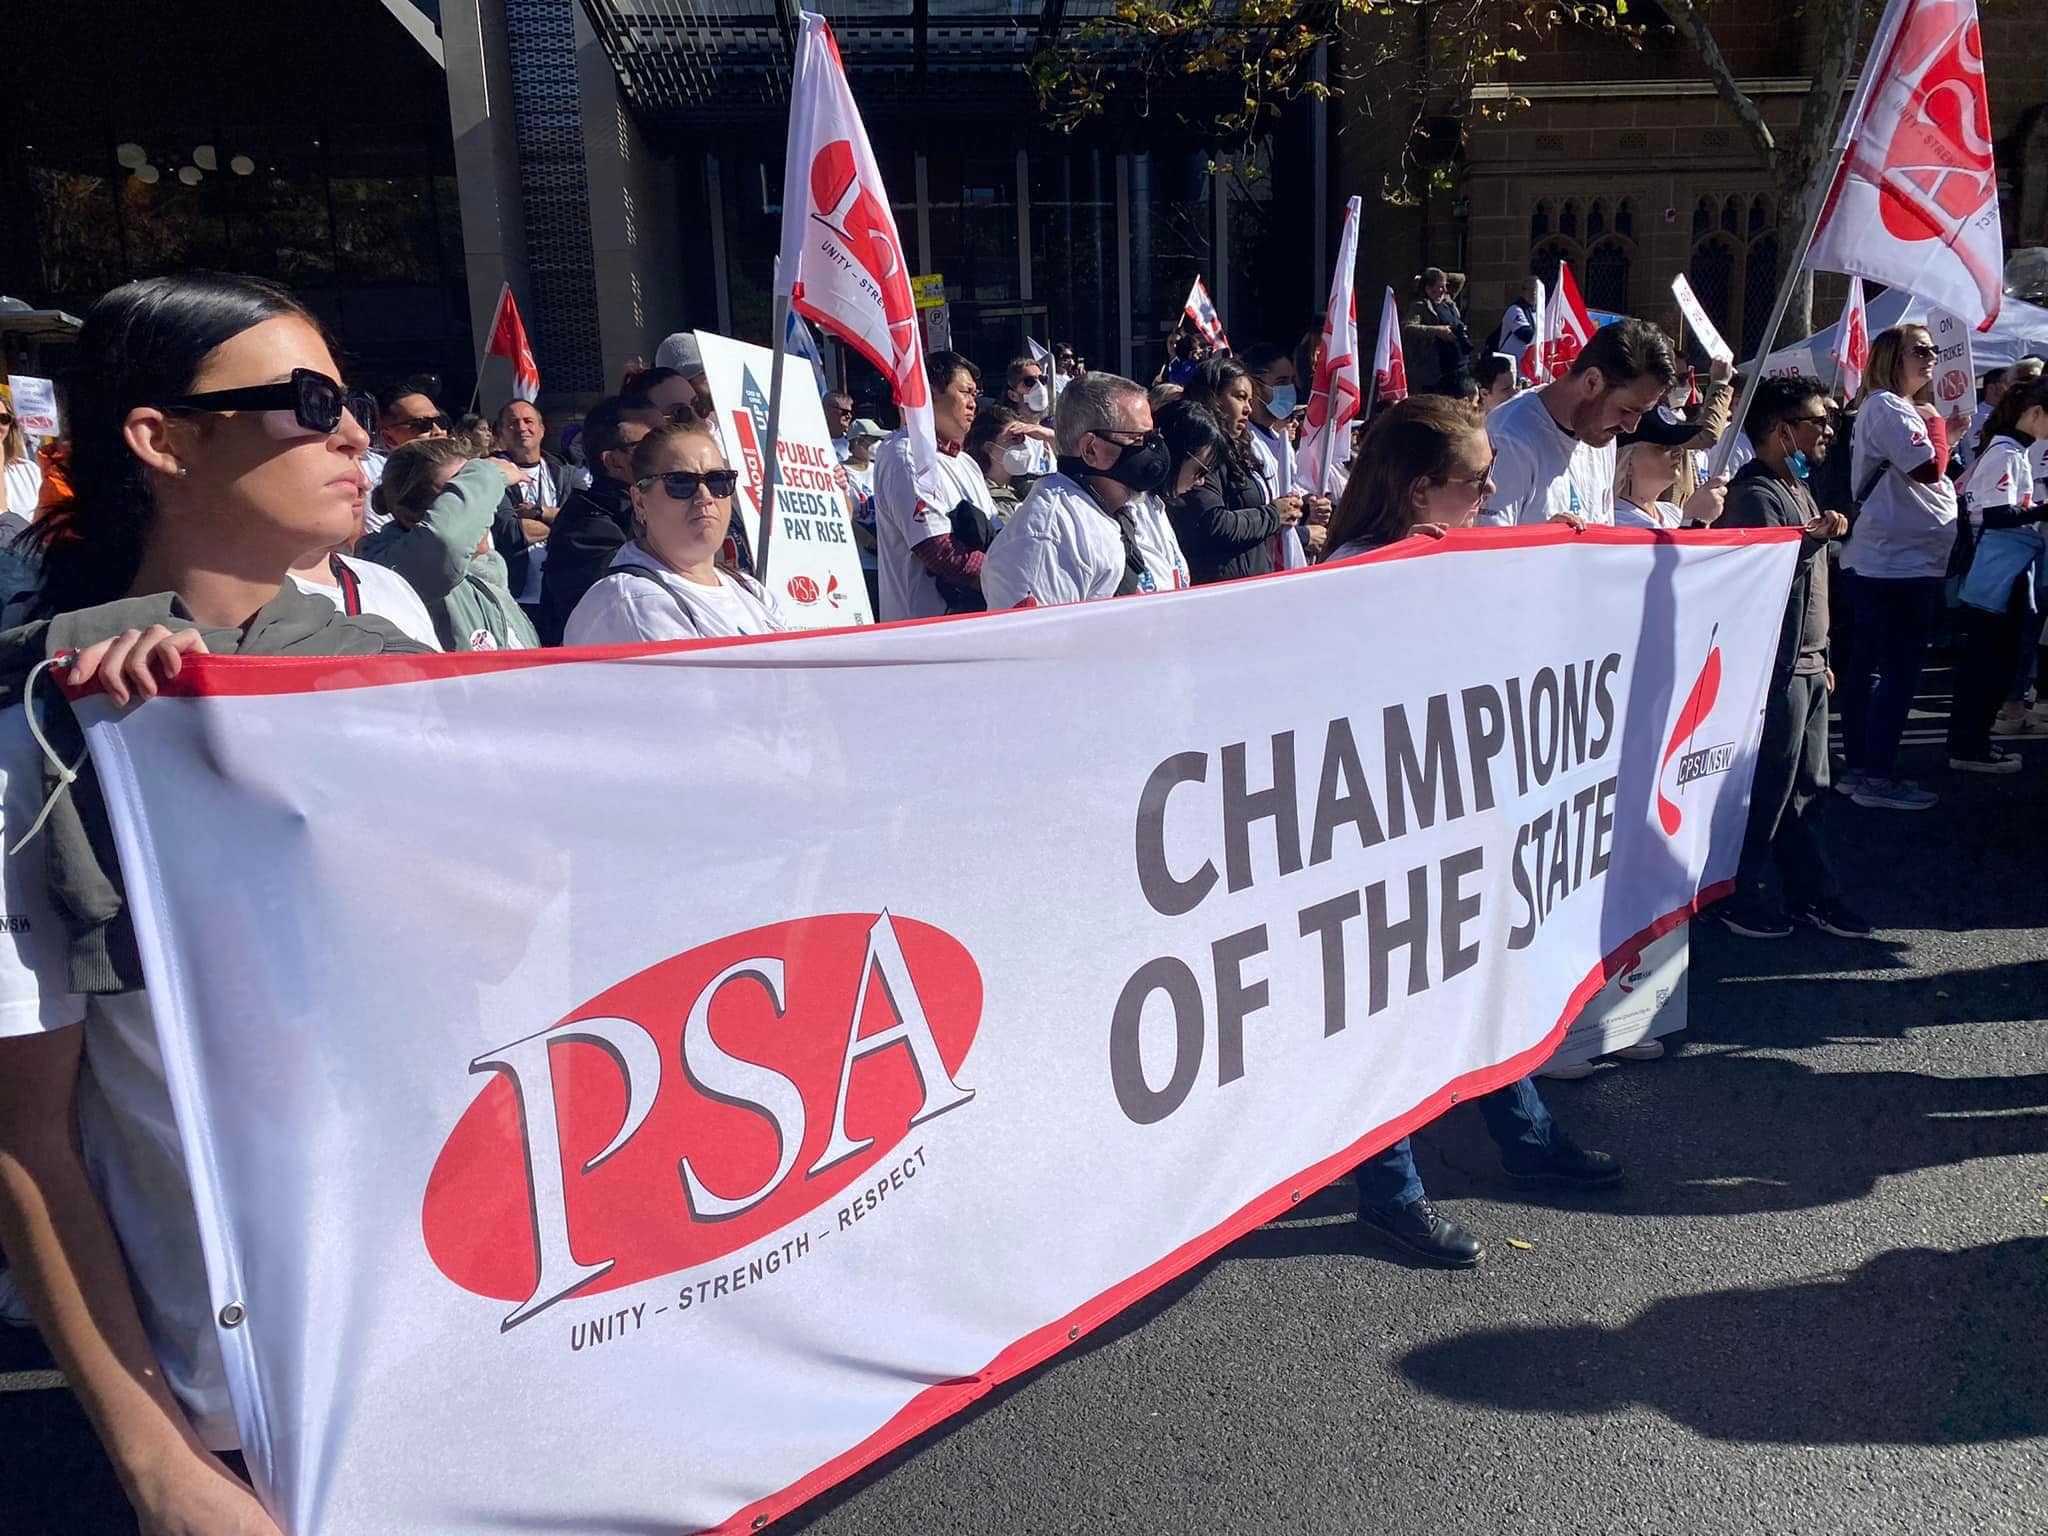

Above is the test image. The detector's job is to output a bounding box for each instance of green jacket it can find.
[0,587,426,993]
[356,459,539,651]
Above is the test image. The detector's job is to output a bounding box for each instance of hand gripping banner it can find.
[82,527,1797,1535]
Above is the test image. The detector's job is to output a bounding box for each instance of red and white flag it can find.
[1183,278,1231,352]
[1526,263,1595,382]
[484,284,540,403]
[1369,286,1407,416]
[1806,0,2003,329]
[1293,198,1363,497]
[776,14,937,502]
[1833,276,1871,398]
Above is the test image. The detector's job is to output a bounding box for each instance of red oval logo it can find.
[1937,372,1966,402]
[787,574,821,604]
[422,912,980,1325]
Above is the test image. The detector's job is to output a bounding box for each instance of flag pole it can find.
[757,290,792,587]
[467,284,509,417]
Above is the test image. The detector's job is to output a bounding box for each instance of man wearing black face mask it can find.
[980,372,1192,607]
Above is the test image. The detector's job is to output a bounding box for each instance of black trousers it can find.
[1946,601,2029,757]
[1737,668,1839,907]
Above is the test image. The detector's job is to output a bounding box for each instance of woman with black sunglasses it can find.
[1834,323,1963,812]
[564,420,789,642]
[1,392,42,521]
[0,272,430,1536]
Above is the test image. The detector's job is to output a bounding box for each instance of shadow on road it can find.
[1398,1237,2048,1445]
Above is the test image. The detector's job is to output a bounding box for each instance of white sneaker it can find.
[1612,1038,1667,1061]
[1851,777,1939,810]
[1948,750,2023,775]
[1539,1059,1598,1081]
[1990,712,2030,737]
[1833,768,1865,797]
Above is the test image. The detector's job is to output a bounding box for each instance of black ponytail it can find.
[33,272,315,615]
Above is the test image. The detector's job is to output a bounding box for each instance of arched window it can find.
[1559,199,1580,239]
[1614,198,1634,238]
[1687,193,1780,355]
[1586,236,1632,313]
[1587,200,1607,241]
[1688,234,1739,354]
[1531,200,1552,241]
[1530,240,1582,295]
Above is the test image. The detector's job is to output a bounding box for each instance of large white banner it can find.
[84,527,1796,1535]
[694,329,876,628]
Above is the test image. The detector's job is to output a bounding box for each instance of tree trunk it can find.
[1777,0,1867,338]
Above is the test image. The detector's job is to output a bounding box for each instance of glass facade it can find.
[2,0,472,396]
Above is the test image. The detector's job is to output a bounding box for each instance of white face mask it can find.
[1022,382,1050,414]
[1000,445,1036,477]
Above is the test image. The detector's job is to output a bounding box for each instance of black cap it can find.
[1617,405,1702,448]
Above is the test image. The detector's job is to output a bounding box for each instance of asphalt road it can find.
[5,664,2045,1535]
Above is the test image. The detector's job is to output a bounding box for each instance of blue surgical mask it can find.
[1264,384,1298,420]
[1788,449,1812,481]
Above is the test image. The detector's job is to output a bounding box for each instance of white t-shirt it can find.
[1480,387,1615,526]
[564,542,789,644]
[0,704,236,1450]
[1957,434,2035,522]
[289,554,442,650]
[1842,392,1958,580]
[1724,432,1755,475]
[5,457,44,518]
[872,431,997,621]
[979,474,1190,608]
[1615,496,1685,530]
[2029,440,2048,506]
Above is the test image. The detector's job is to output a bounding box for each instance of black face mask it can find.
[1061,431,1171,496]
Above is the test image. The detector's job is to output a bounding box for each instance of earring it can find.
[176,466,190,478]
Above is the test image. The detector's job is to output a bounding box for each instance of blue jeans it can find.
[1354,1076,1556,1211]
[1836,572,1944,777]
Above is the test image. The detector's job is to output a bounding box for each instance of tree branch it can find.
[1650,0,1776,166]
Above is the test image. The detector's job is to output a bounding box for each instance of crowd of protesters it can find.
[0,267,2042,1534]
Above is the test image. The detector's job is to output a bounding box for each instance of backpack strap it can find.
[328,554,364,616]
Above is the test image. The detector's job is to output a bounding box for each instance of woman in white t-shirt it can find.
[565,421,790,643]
[1835,325,1966,811]
[2,396,43,517]
[0,274,431,1536]
[1945,381,2048,768]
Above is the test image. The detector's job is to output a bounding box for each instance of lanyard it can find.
[329,554,363,616]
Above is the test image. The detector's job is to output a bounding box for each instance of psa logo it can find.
[785,573,850,609]
[1656,625,1736,835]
[422,912,980,1330]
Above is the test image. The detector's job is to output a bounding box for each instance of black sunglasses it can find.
[637,469,740,500]
[160,367,374,438]
[393,412,450,434]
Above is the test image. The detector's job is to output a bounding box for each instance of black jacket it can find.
[1167,453,1282,585]
[491,450,569,601]
[540,475,635,644]
[1719,459,1830,680]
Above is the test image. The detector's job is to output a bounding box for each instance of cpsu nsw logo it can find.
[1656,625,1736,836]
[422,912,980,1329]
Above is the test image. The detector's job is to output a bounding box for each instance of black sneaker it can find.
[1788,898,1874,938]
[1707,894,1794,939]
[1501,1137,1624,1189]
[1358,1197,1484,1269]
